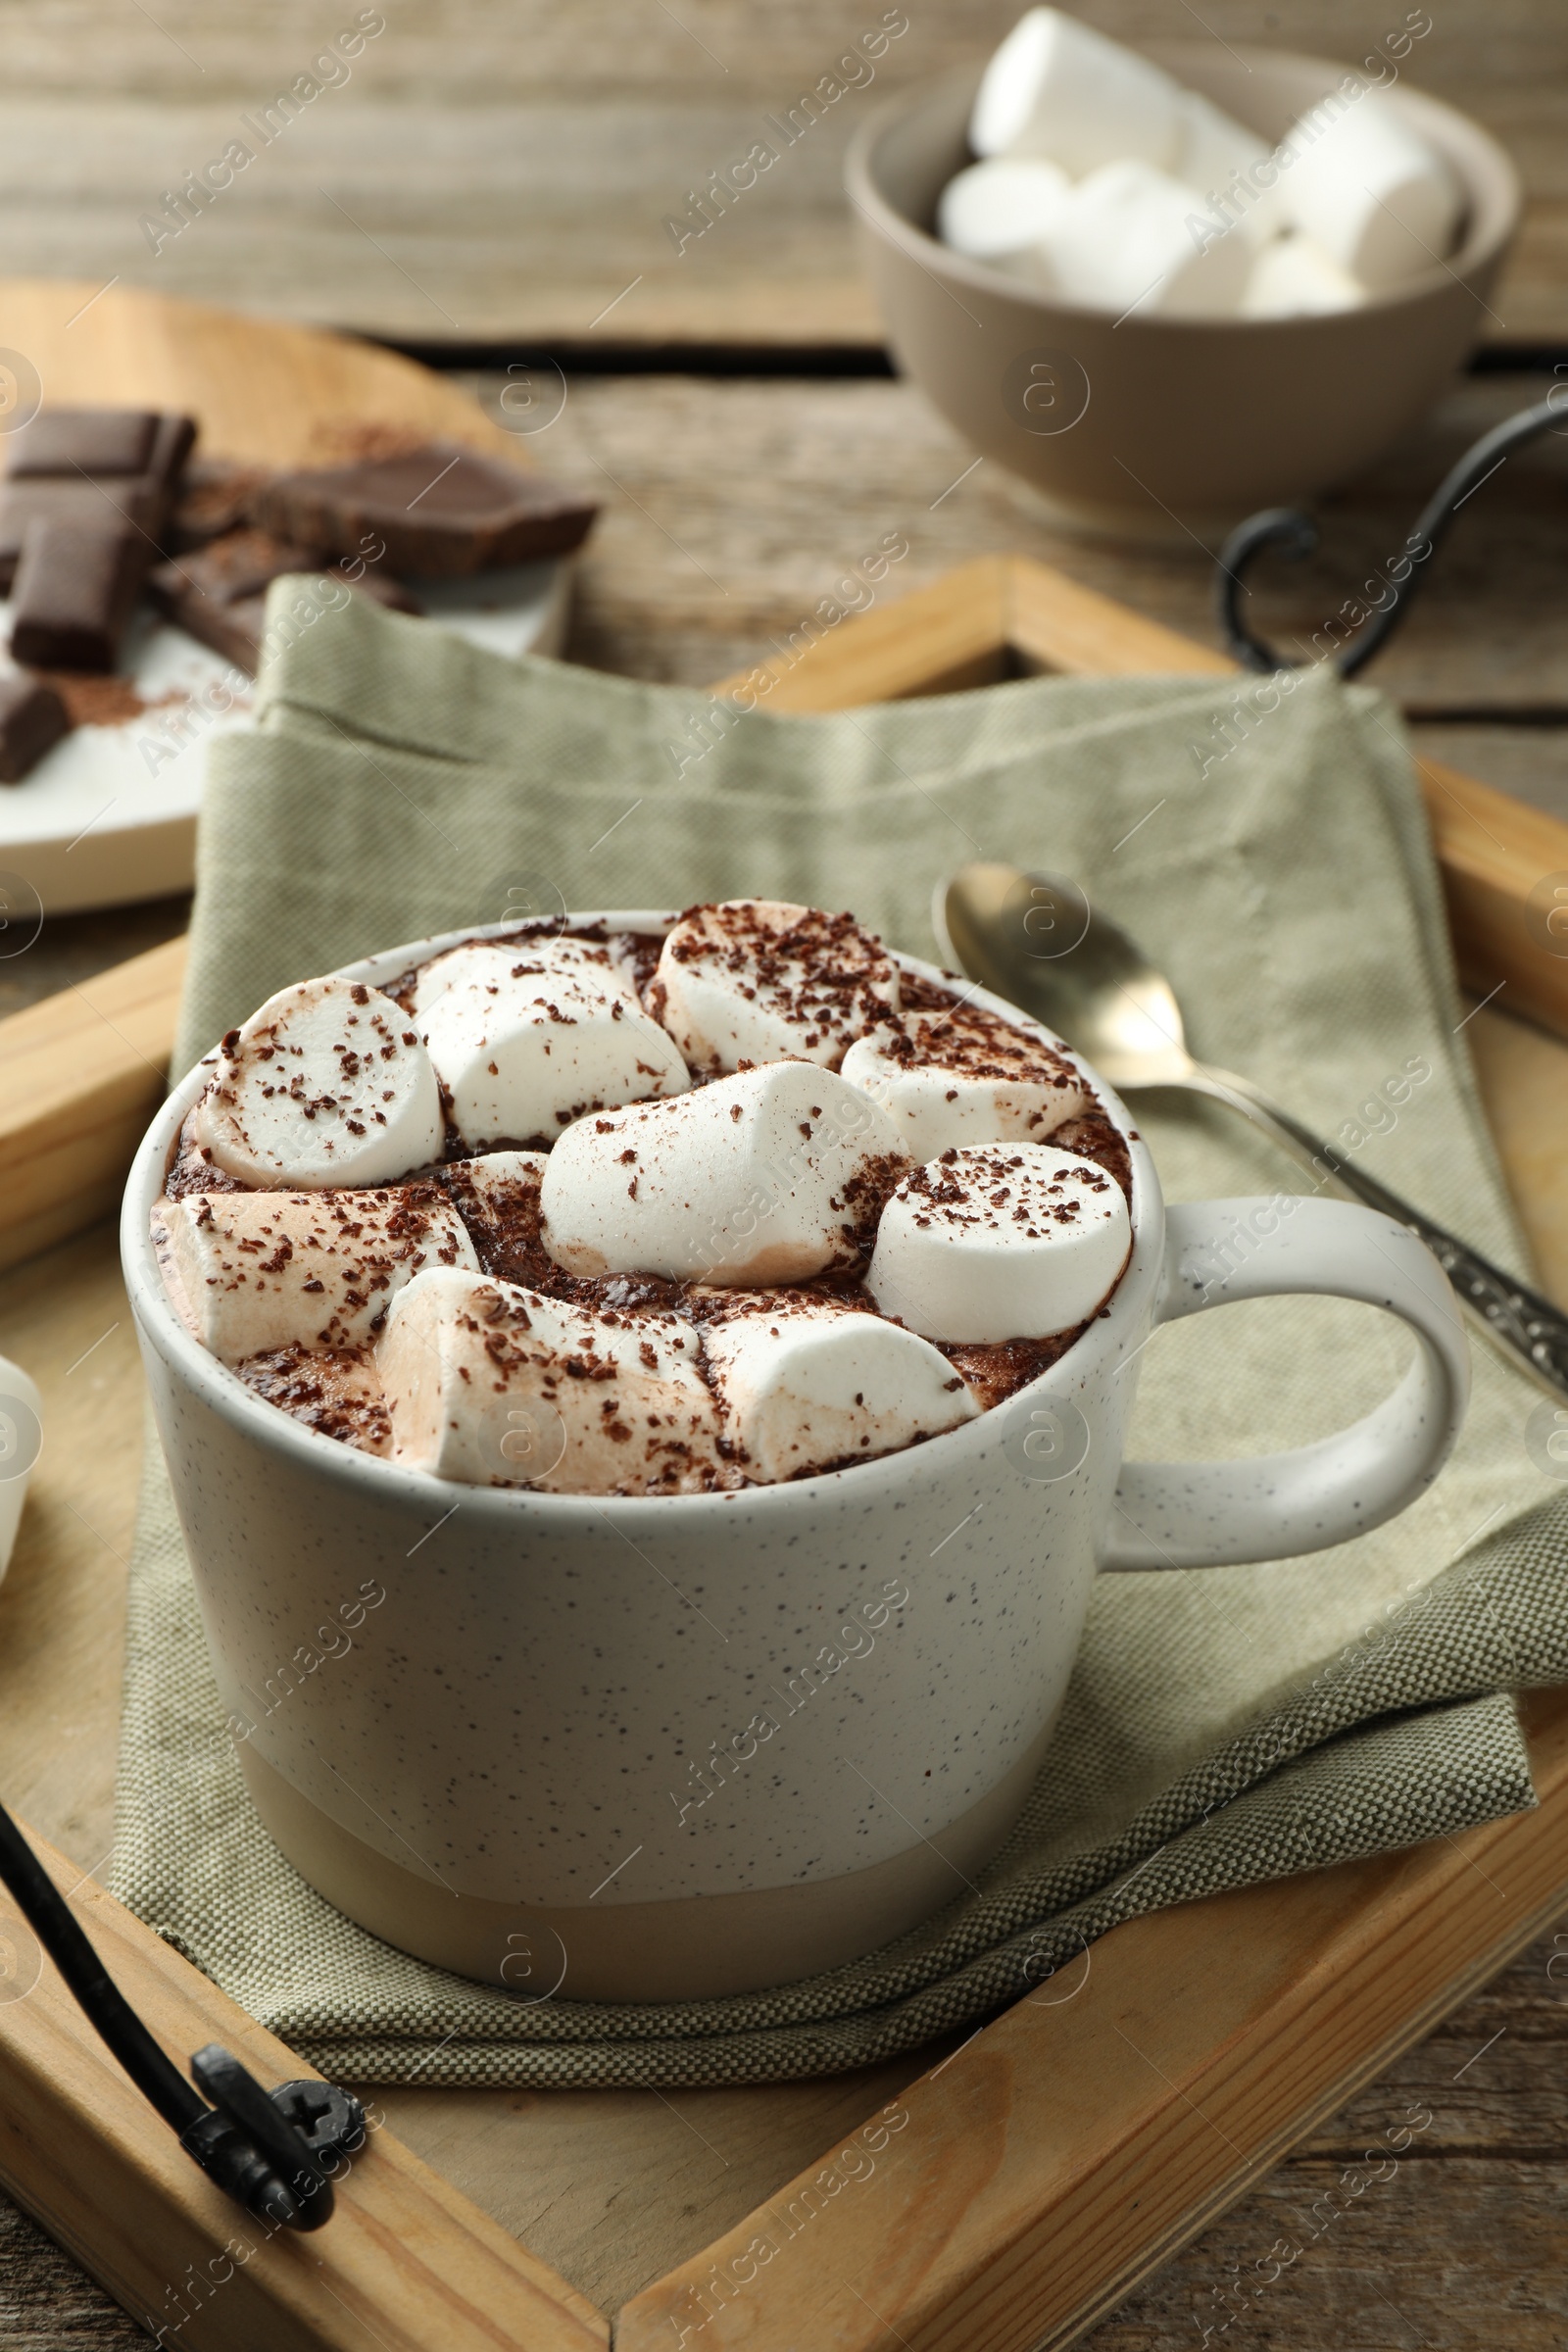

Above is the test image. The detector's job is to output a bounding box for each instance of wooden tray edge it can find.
[616,1690,1568,2352]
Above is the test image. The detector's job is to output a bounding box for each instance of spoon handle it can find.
[1187,1063,1568,1406]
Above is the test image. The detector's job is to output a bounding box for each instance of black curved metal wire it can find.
[1215,393,1564,678]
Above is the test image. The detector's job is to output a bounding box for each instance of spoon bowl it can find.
[935,862,1198,1089]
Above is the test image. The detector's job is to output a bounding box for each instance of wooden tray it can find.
[2,286,1568,2352]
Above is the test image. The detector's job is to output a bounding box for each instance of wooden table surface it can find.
[2,356,1566,2346]
[0,0,1565,349]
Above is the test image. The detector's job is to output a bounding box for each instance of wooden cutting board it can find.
[1,283,1567,2351]
[0,277,520,464]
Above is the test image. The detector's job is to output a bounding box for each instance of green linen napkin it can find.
[113,584,1568,2088]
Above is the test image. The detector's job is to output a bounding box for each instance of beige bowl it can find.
[845,43,1520,538]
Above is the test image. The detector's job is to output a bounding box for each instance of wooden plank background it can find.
[0,2,1561,346]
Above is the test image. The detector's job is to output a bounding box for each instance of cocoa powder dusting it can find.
[165,1111,247,1199]
[1051,1109,1132,1205]
[938,1326,1088,1412]
[33,672,156,727]
[310,418,435,465]
[238,1345,391,1453]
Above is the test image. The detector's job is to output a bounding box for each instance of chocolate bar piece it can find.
[0,477,161,597]
[146,414,199,521]
[10,518,146,672]
[7,405,195,489]
[0,406,197,593]
[6,408,161,478]
[252,442,599,578]
[149,534,422,675]
[0,667,70,783]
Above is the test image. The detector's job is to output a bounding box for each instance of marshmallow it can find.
[422,932,640,1006]
[1042,159,1252,319]
[415,941,688,1150]
[651,900,899,1075]
[1242,232,1367,318]
[154,1186,478,1363]
[191,976,446,1190]
[701,1298,977,1482]
[1173,90,1286,249]
[841,999,1088,1158]
[868,1144,1131,1344]
[378,1267,727,1494]
[443,1148,549,1214]
[937,157,1072,280]
[541,1062,905,1287]
[1278,94,1461,290]
[970,7,1182,175]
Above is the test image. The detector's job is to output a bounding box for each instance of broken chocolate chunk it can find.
[149,578,274,673]
[166,457,273,552]
[0,667,70,783]
[150,526,323,612]
[252,441,599,577]
[150,539,423,676]
[9,518,146,672]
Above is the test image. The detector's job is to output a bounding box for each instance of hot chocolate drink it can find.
[153,901,1133,1494]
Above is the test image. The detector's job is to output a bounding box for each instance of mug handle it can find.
[1100,1197,1470,1573]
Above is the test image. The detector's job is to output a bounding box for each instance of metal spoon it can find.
[936,860,1568,1404]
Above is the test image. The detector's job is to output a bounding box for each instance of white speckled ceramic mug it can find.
[122,915,1470,2002]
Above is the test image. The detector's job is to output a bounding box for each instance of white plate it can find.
[0,558,573,918]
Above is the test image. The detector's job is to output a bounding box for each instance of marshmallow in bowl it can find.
[1243,232,1367,319]
[154,1187,478,1363]
[1042,161,1252,319]
[651,900,900,1074]
[937,157,1071,278]
[971,7,1181,175]
[541,1062,904,1286]
[701,1297,977,1482]
[414,940,688,1149]
[945,10,1463,320]
[1172,90,1284,249]
[868,1143,1131,1344]
[378,1267,726,1494]
[841,999,1087,1157]
[1279,95,1461,291]
[191,975,445,1190]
